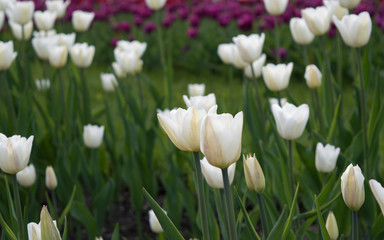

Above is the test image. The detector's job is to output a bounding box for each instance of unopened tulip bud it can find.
[232,33,265,64]
[45,166,57,190]
[183,93,216,112]
[262,62,293,92]
[149,209,164,233]
[201,157,236,189]
[70,43,95,68]
[369,180,384,216]
[83,124,104,148]
[302,7,331,36]
[304,64,322,89]
[326,211,339,240]
[315,143,340,173]
[95,237,103,240]
[100,73,118,92]
[341,164,365,210]
[72,10,94,32]
[145,0,166,11]
[289,17,314,45]
[16,164,36,187]
[49,46,67,68]
[188,83,205,97]
[243,154,265,193]
[244,54,266,79]
[264,0,289,16]
[0,41,17,70]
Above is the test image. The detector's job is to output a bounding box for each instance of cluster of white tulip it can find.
[111,40,146,78]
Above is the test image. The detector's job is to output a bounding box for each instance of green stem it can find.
[314,90,323,134]
[57,69,67,124]
[220,189,230,235]
[51,190,58,219]
[352,210,358,240]
[288,140,294,199]
[193,152,210,240]
[222,168,237,240]
[320,36,335,121]
[355,48,368,177]
[136,74,144,110]
[12,175,24,240]
[277,91,282,107]
[80,68,91,123]
[337,35,343,86]
[257,193,269,237]
[302,45,309,65]
[3,71,16,129]
[274,16,280,63]
[250,63,265,125]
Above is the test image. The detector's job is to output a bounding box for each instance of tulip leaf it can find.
[314,195,331,240]
[326,95,341,143]
[142,188,184,240]
[111,223,120,240]
[234,188,261,240]
[58,185,77,227]
[62,217,67,240]
[3,175,17,232]
[70,201,98,238]
[282,183,300,240]
[294,192,341,220]
[267,205,288,240]
[296,215,317,239]
[0,213,17,240]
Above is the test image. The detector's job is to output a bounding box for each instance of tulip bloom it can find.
[183,93,216,112]
[46,0,70,19]
[326,211,339,240]
[114,50,143,75]
[49,46,67,68]
[232,33,265,64]
[271,103,309,140]
[45,166,58,190]
[302,7,331,36]
[289,18,314,45]
[188,83,205,97]
[243,154,265,193]
[200,111,243,169]
[264,0,289,16]
[32,35,59,61]
[369,180,384,216]
[339,0,361,10]
[244,54,266,79]
[69,43,95,68]
[112,62,127,78]
[0,41,17,70]
[217,43,235,65]
[100,73,118,92]
[9,21,33,41]
[201,157,236,189]
[16,164,36,187]
[6,1,34,25]
[323,0,349,20]
[0,134,34,174]
[116,40,147,58]
[83,124,104,149]
[262,62,293,92]
[333,12,371,48]
[149,210,164,233]
[34,10,56,31]
[0,0,15,11]
[341,164,365,210]
[315,143,340,173]
[27,206,61,240]
[57,33,76,49]
[304,64,322,89]
[269,97,287,107]
[145,0,166,11]
[72,10,94,32]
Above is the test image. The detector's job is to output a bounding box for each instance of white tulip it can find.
[45,166,58,190]
[325,211,339,240]
[217,43,235,65]
[262,62,293,92]
[114,50,143,75]
[27,209,61,240]
[315,143,340,173]
[32,35,59,60]
[304,64,322,89]
[34,10,56,31]
[83,124,104,149]
[269,97,287,107]
[244,54,266,79]
[46,0,70,19]
[339,0,361,10]
[271,102,309,140]
[264,0,289,16]
[0,41,17,70]
[341,164,365,210]
[302,6,332,36]
[289,17,315,45]
[148,209,164,233]
[16,164,36,187]
[369,179,384,216]
[6,1,34,25]
[116,40,147,58]
[49,45,67,68]
[35,79,51,91]
[72,10,94,32]
[0,134,34,174]
[201,157,236,189]
[188,83,205,97]
[243,154,265,193]
[112,62,127,78]
[0,11,4,31]
[57,33,76,49]
[0,0,15,11]
[100,73,118,92]
[232,33,265,63]
[9,21,33,41]
[333,12,372,48]
[145,0,166,10]
[231,46,248,69]
[70,43,95,68]
[183,93,216,112]
[33,29,56,38]
[323,0,349,20]
[200,111,243,168]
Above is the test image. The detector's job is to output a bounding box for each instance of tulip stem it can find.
[288,140,294,199]
[250,62,265,138]
[3,70,16,129]
[314,90,323,134]
[320,36,335,123]
[257,193,269,237]
[277,91,282,107]
[352,210,359,240]
[80,68,91,123]
[219,189,230,234]
[57,69,67,125]
[12,175,24,240]
[222,167,237,240]
[274,16,281,63]
[136,74,144,110]
[192,152,210,240]
[355,48,368,177]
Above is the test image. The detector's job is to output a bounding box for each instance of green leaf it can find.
[315,195,331,240]
[0,213,17,240]
[282,183,300,240]
[70,201,98,238]
[111,224,120,240]
[267,206,288,240]
[142,188,184,240]
[58,185,77,227]
[3,175,17,233]
[62,217,67,240]
[326,95,341,142]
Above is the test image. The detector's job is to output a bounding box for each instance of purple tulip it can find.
[189,14,200,27]
[178,7,189,20]
[217,12,232,27]
[187,27,198,39]
[272,48,287,61]
[110,37,119,48]
[237,13,253,32]
[114,21,131,32]
[134,15,144,27]
[144,22,157,34]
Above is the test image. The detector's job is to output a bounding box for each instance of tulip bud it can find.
[325,211,339,240]
[323,0,349,20]
[232,33,265,64]
[145,0,166,11]
[0,134,34,174]
[116,40,147,58]
[49,45,67,68]
[149,209,164,233]
[72,10,94,32]
[9,20,33,41]
[333,12,371,48]
[262,62,294,92]
[0,41,17,71]
[46,0,70,19]
[34,10,56,31]
[264,0,289,16]
[35,79,51,91]
[6,1,35,25]
[302,6,331,36]
[244,54,266,79]
[83,124,104,148]
[243,154,265,193]
[217,43,235,65]
[201,157,236,189]
[183,93,216,112]
[70,43,95,68]
[338,0,361,10]
[32,35,59,61]
[289,17,314,45]
[315,143,340,173]
[200,111,243,168]
[341,164,365,210]
[114,50,143,75]
[95,237,103,240]
[28,206,61,240]
[45,166,58,190]
[271,102,309,140]
[100,73,118,92]
[188,83,205,97]
[16,164,36,187]
[112,62,127,78]
[369,179,384,216]
[304,64,322,89]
